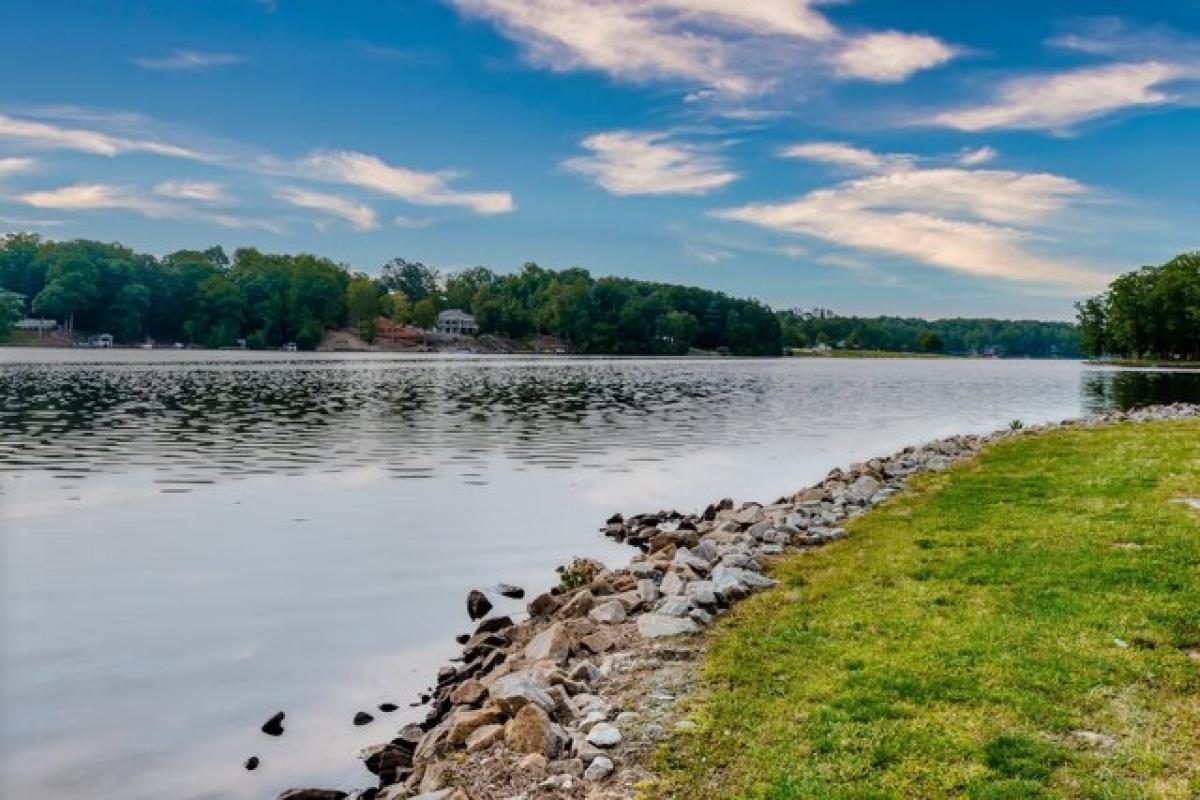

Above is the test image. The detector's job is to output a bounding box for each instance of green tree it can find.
[916,330,944,352]
[0,291,20,340]
[412,297,438,330]
[346,275,381,341]
[380,258,440,303]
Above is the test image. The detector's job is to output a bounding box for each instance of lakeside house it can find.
[436,309,478,336]
[81,333,114,348]
[14,317,59,333]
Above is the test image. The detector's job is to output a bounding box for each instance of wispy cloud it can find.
[957,146,998,166]
[295,150,515,215]
[449,0,953,97]
[20,183,174,217]
[715,143,1108,289]
[833,31,956,83]
[0,112,201,159]
[153,180,227,202]
[0,156,36,178]
[562,130,737,196]
[134,50,245,71]
[928,61,1198,132]
[275,186,379,231]
[780,141,911,171]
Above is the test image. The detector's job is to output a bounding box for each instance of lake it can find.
[2,351,1198,799]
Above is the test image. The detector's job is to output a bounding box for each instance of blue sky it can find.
[1,1,1198,319]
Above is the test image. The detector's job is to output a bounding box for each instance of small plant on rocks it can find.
[1009,419,1024,430]
[555,558,598,592]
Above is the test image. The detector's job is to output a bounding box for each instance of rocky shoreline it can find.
[278,403,1200,800]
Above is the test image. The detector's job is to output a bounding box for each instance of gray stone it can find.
[660,571,686,596]
[848,475,881,503]
[584,755,615,782]
[685,580,717,607]
[586,722,622,748]
[525,622,571,664]
[689,608,713,625]
[672,546,712,574]
[637,613,700,639]
[489,670,555,715]
[637,578,660,604]
[588,599,627,624]
[734,504,764,525]
[655,596,694,617]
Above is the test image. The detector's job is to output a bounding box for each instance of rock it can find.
[261,711,286,736]
[655,596,694,617]
[549,757,585,777]
[528,591,562,617]
[278,791,348,800]
[558,589,595,618]
[496,583,525,599]
[447,706,506,745]
[410,791,452,800]
[689,608,713,625]
[734,504,764,526]
[449,678,487,706]
[660,571,686,596]
[360,743,412,775]
[672,547,712,575]
[353,711,374,726]
[525,622,571,664]
[506,704,561,757]
[637,613,700,639]
[466,590,492,620]
[1070,730,1117,750]
[584,755,614,782]
[636,578,660,604]
[489,671,556,715]
[455,633,470,645]
[847,475,881,503]
[578,628,619,654]
[588,599,627,624]
[517,753,548,773]
[685,580,717,607]
[586,722,622,748]
[378,702,398,713]
[474,615,514,635]
[465,722,505,753]
[419,761,453,794]
[570,661,602,684]
[244,756,259,771]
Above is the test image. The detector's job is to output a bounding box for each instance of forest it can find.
[777,309,1082,357]
[0,235,781,355]
[1075,252,1200,361]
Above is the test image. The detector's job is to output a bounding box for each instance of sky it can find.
[0,1,1198,319]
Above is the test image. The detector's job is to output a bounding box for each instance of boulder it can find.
[278,791,348,800]
[558,589,595,618]
[447,706,506,745]
[449,678,487,707]
[489,671,556,715]
[352,711,374,726]
[578,628,619,654]
[466,590,492,621]
[474,615,514,635]
[847,475,881,504]
[637,613,700,639]
[465,722,505,753]
[655,596,694,617]
[685,580,717,607]
[244,756,259,771]
[506,704,563,757]
[586,722,622,748]
[660,571,686,596]
[496,583,525,599]
[528,592,562,617]
[525,622,571,664]
[584,755,615,782]
[636,578,660,604]
[588,600,627,624]
[261,711,286,736]
[672,547,711,575]
[734,504,765,526]
[359,743,412,775]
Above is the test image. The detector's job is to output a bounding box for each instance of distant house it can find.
[436,309,478,336]
[84,333,114,348]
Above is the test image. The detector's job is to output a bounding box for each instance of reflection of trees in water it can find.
[1081,370,1200,414]
[0,362,769,480]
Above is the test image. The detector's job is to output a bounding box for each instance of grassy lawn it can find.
[649,420,1200,799]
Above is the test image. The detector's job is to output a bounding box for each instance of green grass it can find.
[649,420,1200,799]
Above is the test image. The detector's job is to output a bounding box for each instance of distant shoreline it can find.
[1088,358,1200,370]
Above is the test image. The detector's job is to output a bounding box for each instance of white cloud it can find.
[715,144,1108,289]
[958,146,997,166]
[0,157,35,178]
[0,112,200,159]
[449,0,951,95]
[20,183,174,217]
[153,180,226,202]
[134,50,244,71]
[781,141,909,171]
[834,31,956,83]
[562,130,737,195]
[929,61,1196,132]
[275,186,379,231]
[296,150,514,215]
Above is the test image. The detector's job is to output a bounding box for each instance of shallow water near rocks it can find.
[1,350,1197,799]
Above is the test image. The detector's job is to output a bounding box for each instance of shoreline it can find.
[277,401,1200,800]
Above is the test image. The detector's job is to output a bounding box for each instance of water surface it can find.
[2,351,1197,799]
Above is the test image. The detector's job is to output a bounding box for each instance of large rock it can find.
[528,591,563,618]
[734,504,765,526]
[685,580,717,608]
[506,704,563,757]
[489,670,556,715]
[637,613,700,639]
[558,589,595,618]
[655,596,694,617]
[584,755,614,782]
[660,571,686,596]
[449,677,487,706]
[525,622,571,664]
[847,475,881,504]
[278,791,348,800]
[586,722,622,748]
[466,589,493,620]
[465,723,505,753]
[672,547,711,575]
[588,599,627,624]
[359,743,412,775]
[447,705,506,745]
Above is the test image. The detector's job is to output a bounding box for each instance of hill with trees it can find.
[1076,252,1199,361]
[778,309,1082,357]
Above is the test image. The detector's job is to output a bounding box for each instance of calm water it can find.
[2,350,1198,799]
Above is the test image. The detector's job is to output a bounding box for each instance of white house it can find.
[14,318,58,332]
[436,309,478,336]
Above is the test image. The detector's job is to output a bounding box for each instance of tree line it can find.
[778,309,1082,357]
[0,235,781,354]
[1075,252,1199,361]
